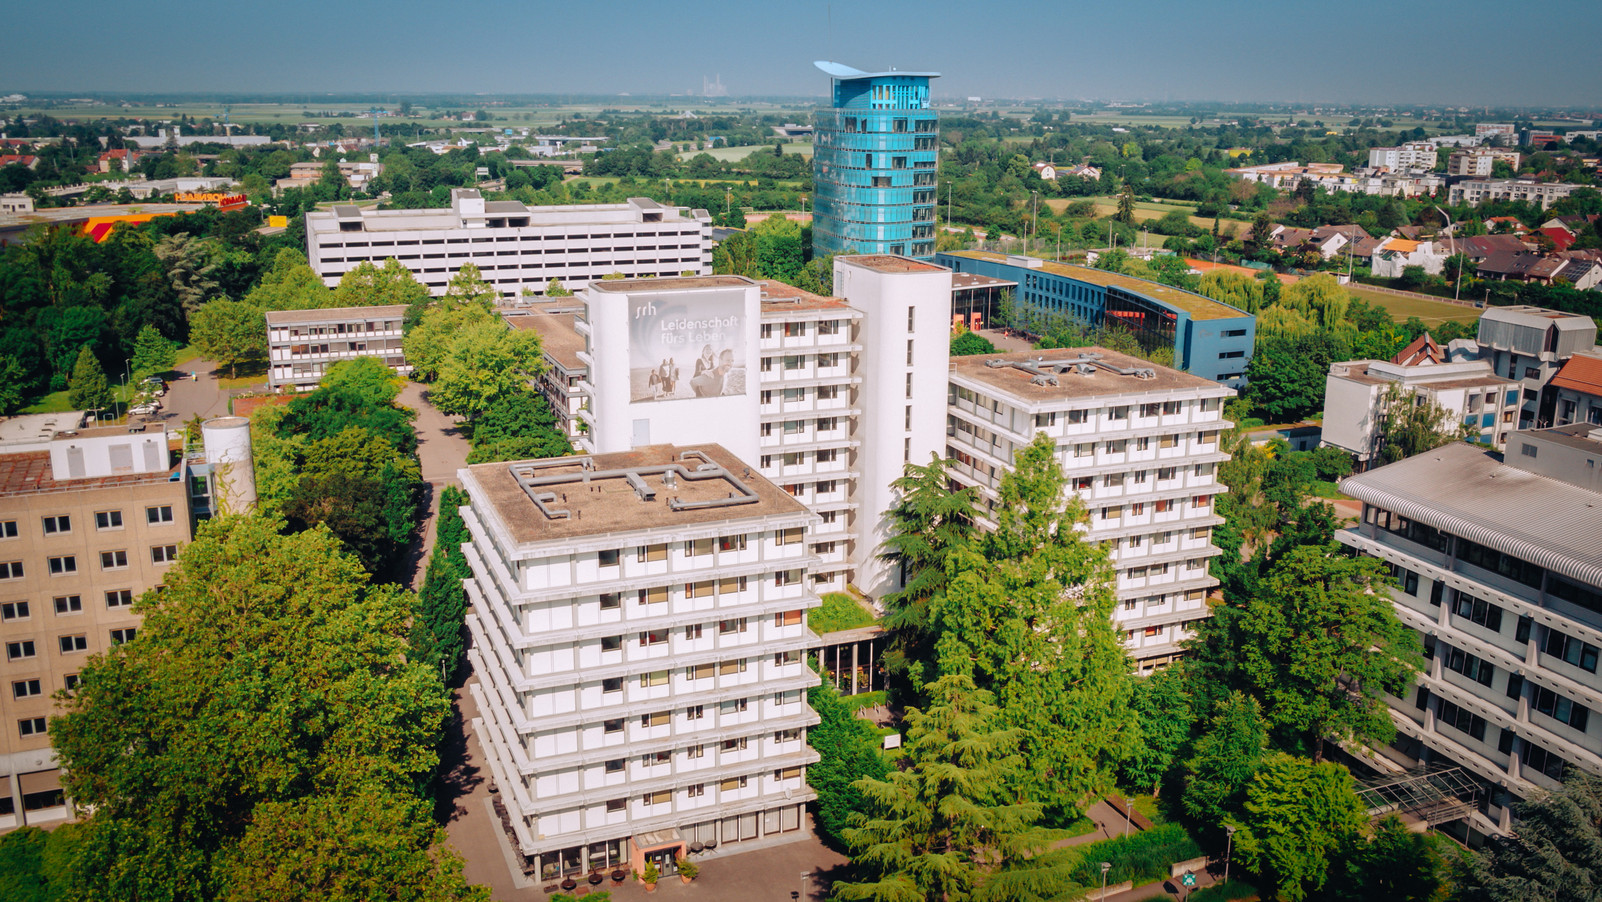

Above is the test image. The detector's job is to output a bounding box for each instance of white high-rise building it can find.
[304,189,712,298]
[459,444,821,882]
[945,349,1234,670]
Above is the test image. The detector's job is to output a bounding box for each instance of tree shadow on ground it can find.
[432,691,483,824]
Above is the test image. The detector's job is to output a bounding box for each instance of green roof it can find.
[945,251,1249,321]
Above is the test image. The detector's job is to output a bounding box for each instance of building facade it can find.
[1448,179,1582,211]
[811,62,940,262]
[1551,352,1602,428]
[1322,357,1518,467]
[304,190,712,298]
[1473,306,1598,429]
[946,350,1234,670]
[458,445,821,881]
[1448,149,1522,178]
[265,304,409,391]
[1368,143,1439,171]
[1338,427,1602,835]
[0,418,192,830]
[936,252,1257,388]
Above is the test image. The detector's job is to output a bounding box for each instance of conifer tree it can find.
[67,346,112,413]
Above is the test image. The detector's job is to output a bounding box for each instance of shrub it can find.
[1069,824,1203,888]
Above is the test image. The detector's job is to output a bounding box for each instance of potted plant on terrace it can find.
[635,861,660,893]
[676,857,699,885]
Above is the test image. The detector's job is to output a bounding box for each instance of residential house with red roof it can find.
[1551,351,1602,427]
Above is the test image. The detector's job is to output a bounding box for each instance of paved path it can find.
[400,381,471,588]
[143,357,236,426]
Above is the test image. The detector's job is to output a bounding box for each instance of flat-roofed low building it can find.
[946,349,1235,670]
[0,418,193,831]
[304,189,712,298]
[936,251,1256,388]
[1338,426,1602,836]
[265,304,408,391]
[458,444,821,881]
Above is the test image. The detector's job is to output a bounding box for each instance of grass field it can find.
[676,142,813,162]
[1345,285,1483,326]
[1044,196,1221,231]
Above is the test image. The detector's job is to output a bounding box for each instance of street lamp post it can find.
[1099,861,1111,899]
[800,871,811,902]
[1124,799,1133,839]
[725,186,731,216]
[1224,825,1237,884]
[1030,190,1039,256]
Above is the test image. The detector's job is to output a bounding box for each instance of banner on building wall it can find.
[629,291,747,403]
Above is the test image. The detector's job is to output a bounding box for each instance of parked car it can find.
[140,376,167,397]
[129,403,160,417]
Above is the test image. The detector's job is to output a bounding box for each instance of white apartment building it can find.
[1448,149,1522,178]
[1368,142,1439,171]
[1448,179,1583,211]
[265,304,408,391]
[304,189,712,298]
[1322,353,1519,467]
[1339,425,1602,836]
[457,445,821,881]
[565,257,953,598]
[945,350,1234,670]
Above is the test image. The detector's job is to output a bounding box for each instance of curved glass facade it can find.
[813,73,939,260]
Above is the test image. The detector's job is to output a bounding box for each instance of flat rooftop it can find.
[0,413,85,446]
[951,273,1017,291]
[465,444,809,547]
[0,202,206,230]
[265,304,409,326]
[0,450,176,497]
[943,251,1248,321]
[1329,361,1514,390]
[839,255,949,275]
[1341,442,1602,587]
[505,311,585,370]
[951,348,1233,404]
[589,275,753,293]
[757,280,854,312]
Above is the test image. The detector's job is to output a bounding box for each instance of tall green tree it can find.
[152,233,220,314]
[1455,770,1602,902]
[933,433,1136,812]
[129,324,177,382]
[806,678,890,849]
[1234,753,1368,902]
[1121,665,1196,796]
[878,455,980,704]
[429,318,545,420]
[835,673,1072,902]
[1188,545,1420,759]
[284,426,422,577]
[189,298,267,378]
[244,248,333,311]
[1376,383,1471,465]
[1182,691,1268,828]
[334,258,431,310]
[67,346,112,412]
[413,486,470,681]
[49,516,477,902]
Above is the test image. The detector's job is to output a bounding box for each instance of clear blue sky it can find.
[5,0,1599,107]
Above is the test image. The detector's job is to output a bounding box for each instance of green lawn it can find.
[810,591,876,634]
[676,142,814,162]
[1344,285,1482,326]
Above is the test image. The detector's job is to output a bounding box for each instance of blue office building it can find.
[937,251,1258,388]
[812,61,940,261]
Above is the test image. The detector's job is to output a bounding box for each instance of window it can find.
[0,521,14,538]
[598,548,620,568]
[719,617,748,635]
[718,575,746,596]
[110,628,136,645]
[638,586,668,605]
[1443,646,1495,686]
[1452,594,1502,633]
[637,543,667,563]
[146,505,174,525]
[1531,686,1590,731]
[639,670,669,688]
[151,545,178,564]
[1140,403,1161,418]
[63,674,79,691]
[601,635,622,652]
[100,550,129,570]
[720,658,748,676]
[606,798,626,812]
[720,776,748,792]
[684,623,704,640]
[722,698,749,715]
[95,510,123,530]
[642,751,671,766]
[605,758,625,773]
[6,641,35,661]
[719,534,748,552]
[54,595,80,614]
[684,580,715,599]
[1436,699,1487,741]
[603,718,624,734]
[0,561,21,580]
[775,569,801,587]
[602,676,623,693]
[1390,565,1419,596]
[775,650,801,666]
[687,663,714,681]
[599,592,621,610]
[687,783,705,798]
[59,634,88,654]
[639,629,669,647]
[687,743,705,758]
[1521,443,1538,458]
[776,610,803,627]
[12,679,41,699]
[0,601,27,621]
[1541,630,1599,673]
[18,718,46,738]
[1506,674,1525,700]
[722,737,748,751]
[775,766,803,782]
[1522,740,1567,780]
[686,704,704,720]
[41,515,70,535]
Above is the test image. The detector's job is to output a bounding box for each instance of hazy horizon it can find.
[6,0,1600,108]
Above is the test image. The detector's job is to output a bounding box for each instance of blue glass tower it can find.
[812,61,940,261]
